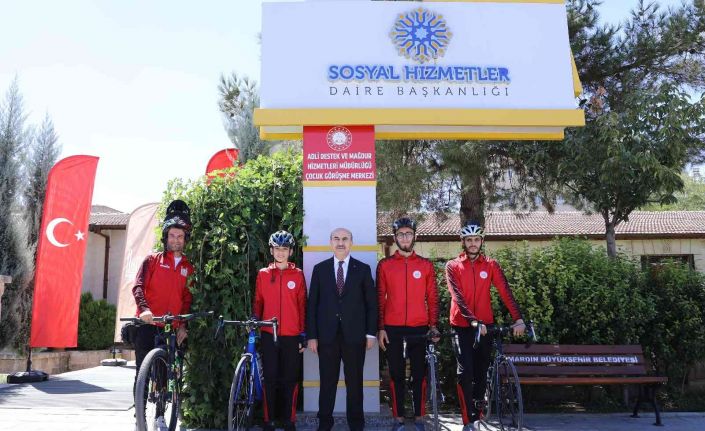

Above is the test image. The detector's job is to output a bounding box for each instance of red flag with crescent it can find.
[206,148,239,183]
[30,155,99,348]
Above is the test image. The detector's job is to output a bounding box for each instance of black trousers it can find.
[261,332,302,425]
[317,326,366,431]
[453,325,491,425]
[385,326,428,418]
[132,324,162,412]
[134,324,161,379]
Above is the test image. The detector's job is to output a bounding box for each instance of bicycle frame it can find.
[153,322,184,395]
[245,327,264,402]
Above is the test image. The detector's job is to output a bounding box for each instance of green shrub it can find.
[493,239,655,345]
[641,261,705,392]
[161,151,303,429]
[77,292,116,350]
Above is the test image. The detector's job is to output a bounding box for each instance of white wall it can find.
[81,229,126,305]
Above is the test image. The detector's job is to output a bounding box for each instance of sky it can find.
[0,0,688,213]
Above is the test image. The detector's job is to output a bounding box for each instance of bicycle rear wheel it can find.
[496,358,523,431]
[228,354,255,431]
[135,348,179,431]
[427,355,439,431]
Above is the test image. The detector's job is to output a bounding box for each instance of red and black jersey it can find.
[377,251,439,329]
[132,251,194,325]
[253,262,306,336]
[445,252,522,327]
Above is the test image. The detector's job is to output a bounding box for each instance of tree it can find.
[377,1,705,237]
[24,113,61,250]
[217,72,300,163]
[218,72,269,162]
[0,78,33,350]
[557,84,705,257]
[554,0,705,257]
[640,172,705,211]
[376,139,560,225]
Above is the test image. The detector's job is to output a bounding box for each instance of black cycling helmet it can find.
[459,220,485,238]
[269,230,295,248]
[162,200,192,246]
[392,217,417,234]
[165,199,191,221]
[392,216,417,252]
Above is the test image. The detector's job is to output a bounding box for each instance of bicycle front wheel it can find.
[135,348,179,431]
[228,354,255,431]
[496,358,523,431]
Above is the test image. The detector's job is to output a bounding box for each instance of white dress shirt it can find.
[333,254,351,281]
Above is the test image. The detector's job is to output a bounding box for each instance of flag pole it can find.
[8,281,49,383]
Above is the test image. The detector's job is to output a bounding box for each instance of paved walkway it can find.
[1,365,703,430]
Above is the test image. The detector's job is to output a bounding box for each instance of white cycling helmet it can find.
[459,221,485,238]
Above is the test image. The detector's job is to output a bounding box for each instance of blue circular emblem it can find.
[390,8,452,64]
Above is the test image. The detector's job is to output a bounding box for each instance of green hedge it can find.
[77,292,116,350]
[161,151,303,429]
[641,261,705,392]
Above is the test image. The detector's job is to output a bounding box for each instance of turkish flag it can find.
[30,155,99,348]
[205,148,239,183]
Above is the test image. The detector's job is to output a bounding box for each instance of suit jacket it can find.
[306,256,377,344]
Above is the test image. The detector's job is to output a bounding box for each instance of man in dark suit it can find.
[306,227,377,431]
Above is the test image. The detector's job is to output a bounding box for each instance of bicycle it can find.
[214,316,279,431]
[401,331,456,431]
[473,321,537,431]
[121,311,213,431]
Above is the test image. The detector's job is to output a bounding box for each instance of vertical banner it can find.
[30,155,99,348]
[113,203,160,342]
[206,148,239,183]
[302,125,380,413]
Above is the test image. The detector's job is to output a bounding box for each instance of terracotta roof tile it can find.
[89,205,129,227]
[378,211,705,238]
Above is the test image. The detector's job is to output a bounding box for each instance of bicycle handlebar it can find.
[120,310,214,325]
[401,331,453,359]
[214,316,279,343]
[473,320,538,349]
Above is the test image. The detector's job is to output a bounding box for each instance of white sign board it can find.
[261,1,575,110]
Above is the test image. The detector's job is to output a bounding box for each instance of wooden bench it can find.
[504,344,668,426]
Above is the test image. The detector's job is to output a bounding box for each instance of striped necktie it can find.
[336,260,344,296]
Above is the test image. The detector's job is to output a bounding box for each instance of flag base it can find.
[101,358,127,366]
[7,370,49,384]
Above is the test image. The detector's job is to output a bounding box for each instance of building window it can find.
[641,254,695,270]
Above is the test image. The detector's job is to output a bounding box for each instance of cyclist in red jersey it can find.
[445,220,525,431]
[131,200,194,430]
[378,217,440,431]
[253,230,307,431]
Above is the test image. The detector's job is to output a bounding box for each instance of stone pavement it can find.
[1,365,704,430]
